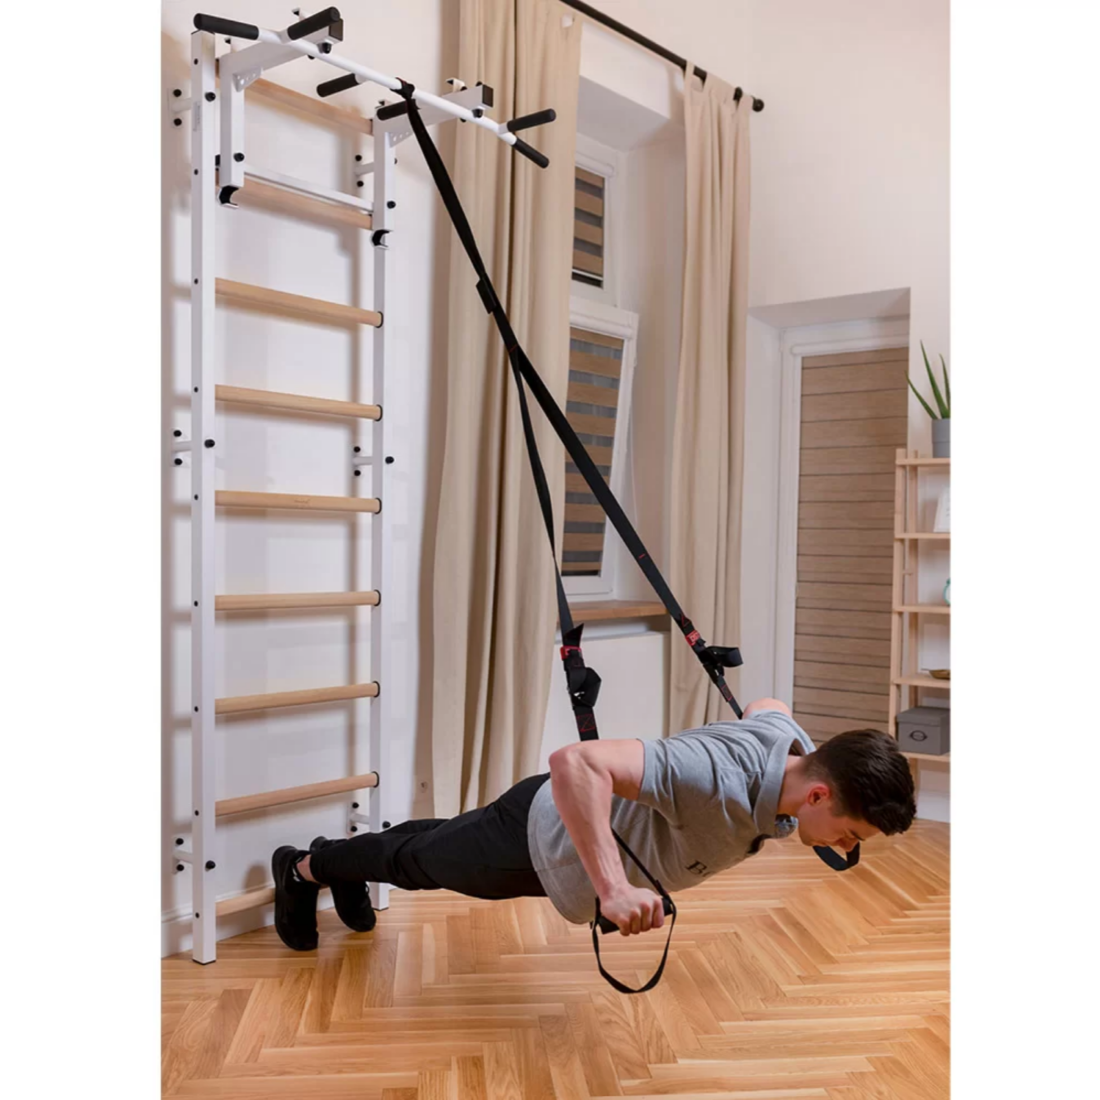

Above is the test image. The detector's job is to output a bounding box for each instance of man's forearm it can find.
[548,752,629,898]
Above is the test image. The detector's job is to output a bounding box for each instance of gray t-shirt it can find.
[525,710,815,924]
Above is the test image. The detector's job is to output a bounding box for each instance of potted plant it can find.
[909,342,951,457]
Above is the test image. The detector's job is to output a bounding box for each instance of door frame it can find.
[774,318,911,704]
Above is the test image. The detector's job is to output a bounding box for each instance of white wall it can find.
[162,1,950,950]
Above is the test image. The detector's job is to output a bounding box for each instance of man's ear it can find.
[806,783,832,807]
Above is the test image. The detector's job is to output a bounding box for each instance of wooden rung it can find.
[216,771,379,818]
[216,491,380,514]
[215,64,372,134]
[231,179,373,232]
[216,682,379,715]
[247,75,373,135]
[216,591,380,612]
[215,278,381,328]
[216,883,332,918]
[894,604,951,615]
[216,887,275,917]
[216,385,381,420]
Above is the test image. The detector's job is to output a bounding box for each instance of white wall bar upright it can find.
[189,26,219,965]
[365,117,397,915]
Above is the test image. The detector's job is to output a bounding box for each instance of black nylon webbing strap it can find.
[397,88,744,717]
[400,92,685,992]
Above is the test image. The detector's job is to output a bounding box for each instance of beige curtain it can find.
[668,72,752,735]
[430,0,581,816]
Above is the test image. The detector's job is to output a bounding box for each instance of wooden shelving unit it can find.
[888,449,950,763]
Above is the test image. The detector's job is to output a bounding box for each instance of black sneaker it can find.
[271,846,320,951]
[310,836,376,933]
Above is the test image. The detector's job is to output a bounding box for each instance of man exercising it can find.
[271,700,917,950]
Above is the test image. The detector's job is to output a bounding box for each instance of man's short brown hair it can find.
[803,730,917,834]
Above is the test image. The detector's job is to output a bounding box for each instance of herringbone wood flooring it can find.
[163,820,949,1099]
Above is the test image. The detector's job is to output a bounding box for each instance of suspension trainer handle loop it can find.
[590,831,677,994]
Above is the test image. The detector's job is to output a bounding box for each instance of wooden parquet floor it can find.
[163,819,949,1099]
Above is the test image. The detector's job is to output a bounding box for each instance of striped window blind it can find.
[573,166,605,287]
[563,326,624,575]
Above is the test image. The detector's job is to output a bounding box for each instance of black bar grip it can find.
[317,72,360,98]
[376,100,411,122]
[193,13,259,40]
[595,896,673,935]
[511,136,549,169]
[286,6,341,40]
[506,108,557,133]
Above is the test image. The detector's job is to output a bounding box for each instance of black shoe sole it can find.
[271,846,319,952]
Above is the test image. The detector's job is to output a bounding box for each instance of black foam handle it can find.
[286,6,341,40]
[317,72,359,98]
[511,137,549,169]
[506,108,557,133]
[376,100,411,121]
[596,895,673,935]
[193,13,259,40]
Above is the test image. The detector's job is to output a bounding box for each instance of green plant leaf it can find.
[940,353,950,415]
[909,376,939,420]
[922,341,949,418]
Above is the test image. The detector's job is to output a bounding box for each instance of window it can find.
[563,300,639,597]
[572,166,606,288]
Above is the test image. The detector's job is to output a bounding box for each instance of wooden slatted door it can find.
[563,326,624,576]
[793,346,909,742]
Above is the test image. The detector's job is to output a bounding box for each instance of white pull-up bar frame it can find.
[199,6,553,202]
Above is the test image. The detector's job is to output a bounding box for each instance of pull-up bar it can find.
[193,10,554,168]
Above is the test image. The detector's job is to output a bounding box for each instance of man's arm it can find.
[547,739,665,935]
[743,697,792,718]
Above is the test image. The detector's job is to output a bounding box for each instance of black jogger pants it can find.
[308,772,550,900]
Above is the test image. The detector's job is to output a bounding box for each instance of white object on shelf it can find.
[933,486,950,532]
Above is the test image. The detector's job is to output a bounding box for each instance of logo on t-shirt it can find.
[685,860,709,876]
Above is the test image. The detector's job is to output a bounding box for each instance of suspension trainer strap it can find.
[397,87,744,719]
[398,88,858,971]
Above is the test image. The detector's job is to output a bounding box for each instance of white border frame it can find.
[566,297,639,598]
[773,317,910,702]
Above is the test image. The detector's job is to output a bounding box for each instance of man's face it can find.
[792,785,881,851]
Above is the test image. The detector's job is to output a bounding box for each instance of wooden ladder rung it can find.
[215,883,332,918]
[230,178,373,232]
[216,65,374,135]
[216,682,379,716]
[216,887,275,917]
[216,385,381,420]
[215,278,382,328]
[215,771,380,818]
[216,490,380,514]
[216,590,380,612]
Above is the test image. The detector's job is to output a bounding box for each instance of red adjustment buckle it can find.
[685,630,700,646]
[560,645,581,660]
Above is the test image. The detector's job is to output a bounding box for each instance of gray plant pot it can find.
[932,418,950,458]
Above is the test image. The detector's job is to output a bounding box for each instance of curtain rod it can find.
[559,0,764,112]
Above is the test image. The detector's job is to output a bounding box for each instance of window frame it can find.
[563,296,640,599]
